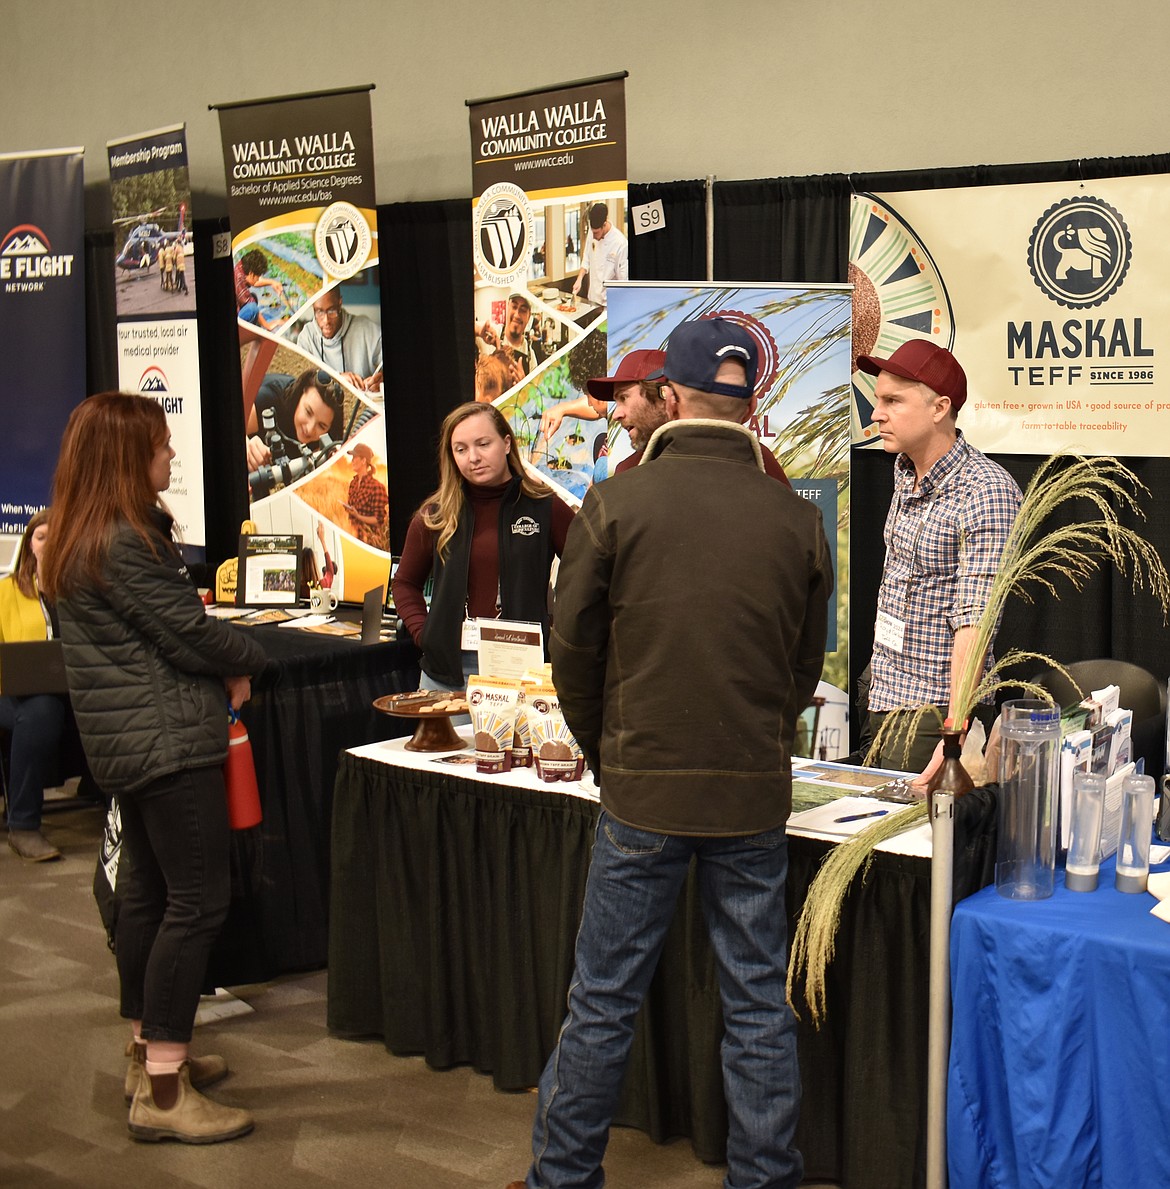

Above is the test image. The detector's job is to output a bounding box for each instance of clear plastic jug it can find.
[996,699,1061,900]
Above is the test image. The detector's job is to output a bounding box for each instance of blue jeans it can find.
[115,765,232,1042]
[0,694,65,831]
[527,812,802,1189]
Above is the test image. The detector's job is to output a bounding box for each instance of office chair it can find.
[1028,658,1166,723]
[1029,658,1166,775]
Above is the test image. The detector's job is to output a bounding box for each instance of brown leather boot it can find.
[128,1062,253,1144]
[123,1040,229,1103]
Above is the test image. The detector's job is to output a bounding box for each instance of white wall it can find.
[3,0,1167,220]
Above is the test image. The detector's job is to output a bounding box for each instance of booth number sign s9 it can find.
[631,200,665,236]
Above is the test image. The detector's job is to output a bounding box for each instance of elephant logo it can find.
[1028,197,1131,309]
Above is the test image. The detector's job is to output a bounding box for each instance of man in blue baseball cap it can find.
[650,317,790,484]
[508,316,832,1189]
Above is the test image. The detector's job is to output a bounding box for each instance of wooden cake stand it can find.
[373,691,468,752]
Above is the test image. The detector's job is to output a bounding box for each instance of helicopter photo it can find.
[114,202,189,279]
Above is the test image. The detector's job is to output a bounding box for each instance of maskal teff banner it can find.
[216,86,387,603]
[849,175,1170,457]
[0,148,85,535]
[108,124,206,555]
[469,74,627,506]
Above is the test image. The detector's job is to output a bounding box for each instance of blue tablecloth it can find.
[948,853,1170,1189]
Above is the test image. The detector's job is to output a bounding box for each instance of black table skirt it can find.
[327,753,996,1186]
[205,627,420,986]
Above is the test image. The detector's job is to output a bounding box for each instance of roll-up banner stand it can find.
[606,282,853,719]
[468,73,627,506]
[107,124,206,557]
[214,86,388,603]
[0,148,85,537]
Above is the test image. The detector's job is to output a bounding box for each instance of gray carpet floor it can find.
[0,803,837,1188]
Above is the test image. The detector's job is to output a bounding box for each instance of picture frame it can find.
[236,533,303,607]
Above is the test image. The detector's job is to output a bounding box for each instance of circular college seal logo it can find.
[474,182,533,287]
[315,201,372,281]
[1027,196,1131,309]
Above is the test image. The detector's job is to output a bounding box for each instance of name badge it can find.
[874,610,906,654]
[460,618,480,650]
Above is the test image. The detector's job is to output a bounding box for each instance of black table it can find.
[205,622,419,986]
[327,740,996,1187]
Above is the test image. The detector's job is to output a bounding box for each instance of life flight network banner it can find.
[849,174,1170,456]
[216,86,388,603]
[469,74,627,506]
[0,148,85,536]
[107,124,206,554]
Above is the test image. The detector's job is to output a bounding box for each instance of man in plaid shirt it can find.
[857,340,1022,778]
[344,442,389,550]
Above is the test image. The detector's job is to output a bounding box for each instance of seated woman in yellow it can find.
[0,511,66,861]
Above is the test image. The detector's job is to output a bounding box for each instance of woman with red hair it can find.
[41,393,267,1145]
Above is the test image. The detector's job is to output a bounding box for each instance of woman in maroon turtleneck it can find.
[392,402,574,691]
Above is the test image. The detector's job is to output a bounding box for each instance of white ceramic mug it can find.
[309,587,339,613]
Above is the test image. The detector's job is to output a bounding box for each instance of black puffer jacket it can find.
[57,509,268,794]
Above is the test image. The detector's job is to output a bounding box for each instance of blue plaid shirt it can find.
[870,432,1021,711]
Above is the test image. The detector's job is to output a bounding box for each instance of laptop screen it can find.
[0,534,20,577]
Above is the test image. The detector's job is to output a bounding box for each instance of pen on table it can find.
[833,809,890,824]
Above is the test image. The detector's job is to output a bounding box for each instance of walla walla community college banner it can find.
[0,148,85,535]
[216,86,387,603]
[469,74,627,505]
[849,174,1170,457]
[108,124,206,554]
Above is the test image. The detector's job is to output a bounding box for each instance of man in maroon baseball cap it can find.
[858,338,967,405]
[588,349,669,474]
[539,348,669,476]
[856,337,1021,781]
[856,339,968,459]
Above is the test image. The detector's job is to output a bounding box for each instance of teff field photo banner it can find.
[215,86,388,604]
[605,282,852,692]
[0,148,85,536]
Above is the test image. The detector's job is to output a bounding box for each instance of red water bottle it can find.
[224,706,262,829]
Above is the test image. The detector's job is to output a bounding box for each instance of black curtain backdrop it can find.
[627,180,708,280]
[81,153,1170,747]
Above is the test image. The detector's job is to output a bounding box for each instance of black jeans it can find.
[115,765,231,1043]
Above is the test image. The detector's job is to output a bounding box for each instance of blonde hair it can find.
[421,402,551,560]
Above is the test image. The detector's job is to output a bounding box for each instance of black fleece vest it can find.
[420,479,554,686]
